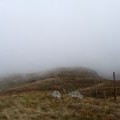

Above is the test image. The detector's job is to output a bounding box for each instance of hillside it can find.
[0,67,105,95]
[1,67,119,98]
[0,91,120,120]
[0,68,119,120]
[0,73,43,91]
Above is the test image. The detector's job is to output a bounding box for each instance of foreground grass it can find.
[0,91,120,120]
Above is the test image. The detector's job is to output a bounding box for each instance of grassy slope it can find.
[0,91,120,120]
[0,68,119,120]
[0,68,104,94]
[0,68,119,98]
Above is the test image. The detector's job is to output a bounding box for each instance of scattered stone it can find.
[52,90,61,99]
[68,90,83,99]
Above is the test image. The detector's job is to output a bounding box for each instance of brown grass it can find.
[0,91,120,120]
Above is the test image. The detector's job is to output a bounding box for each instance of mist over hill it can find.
[0,0,120,119]
[0,67,103,92]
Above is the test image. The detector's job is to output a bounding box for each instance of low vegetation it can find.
[0,91,120,120]
[0,68,119,120]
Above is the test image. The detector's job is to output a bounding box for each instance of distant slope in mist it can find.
[0,67,105,94]
[0,73,43,91]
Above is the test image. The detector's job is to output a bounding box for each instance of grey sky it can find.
[0,0,120,76]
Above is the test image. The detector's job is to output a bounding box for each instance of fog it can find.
[0,0,120,77]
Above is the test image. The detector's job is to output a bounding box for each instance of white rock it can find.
[52,90,61,99]
[68,90,83,99]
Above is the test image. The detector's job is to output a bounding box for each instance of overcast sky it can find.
[0,0,120,76]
